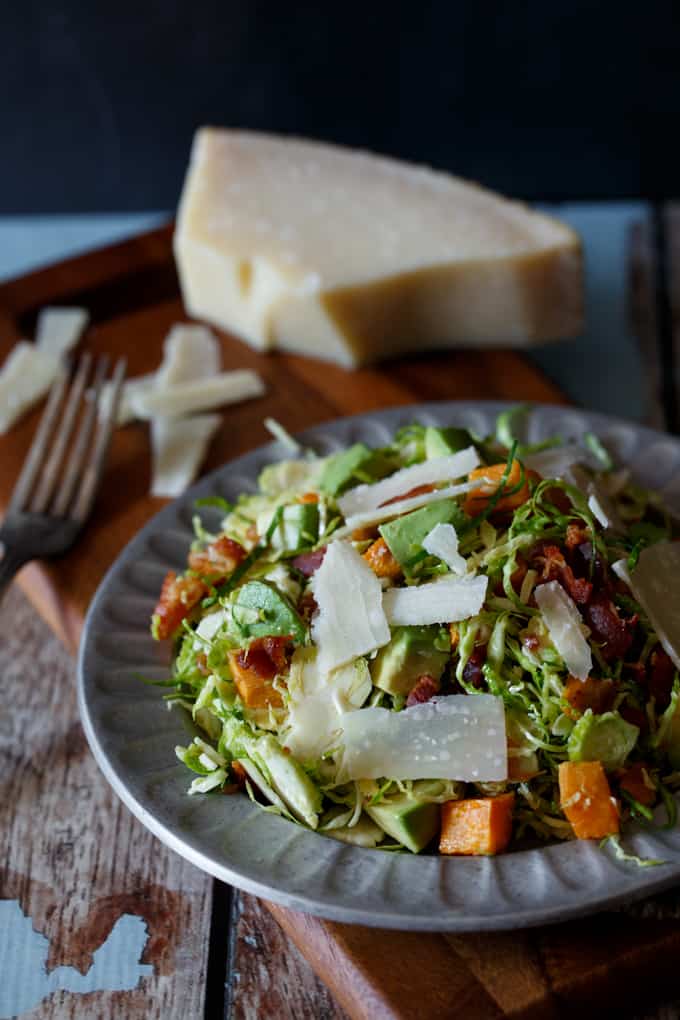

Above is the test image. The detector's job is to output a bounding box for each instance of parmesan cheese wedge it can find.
[422,522,467,574]
[337,447,479,518]
[130,370,265,420]
[35,306,88,358]
[338,695,507,781]
[383,573,488,626]
[150,414,222,498]
[311,540,390,672]
[534,580,592,680]
[0,342,60,434]
[613,546,680,673]
[175,128,583,367]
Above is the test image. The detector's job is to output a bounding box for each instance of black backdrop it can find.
[2,0,679,212]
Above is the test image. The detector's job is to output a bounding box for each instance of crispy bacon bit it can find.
[406,674,440,707]
[584,594,637,662]
[153,571,207,640]
[531,543,593,604]
[618,762,656,807]
[523,634,540,652]
[188,535,246,582]
[619,703,649,732]
[222,760,249,794]
[462,646,486,688]
[379,483,436,508]
[297,590,318,623]
[646,646,675,710]
[227,636,292,709]
[566,523,590,549]
[292,546,327,577]
[363,537,403,580]
[564,674,617,718]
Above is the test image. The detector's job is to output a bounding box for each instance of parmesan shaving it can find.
[151,414,221,498]
[335,480,483,537]
[0,342,60,434]
[130,370,265,419]
[35,306,88,358]
[421,522,466,574]
[311,541,390,672]
[155,323,221,388]
[337,447,480,517]
[383,573,488,626]
[534,580,592,680]
[614,547,680,673]
[338,694,507,781]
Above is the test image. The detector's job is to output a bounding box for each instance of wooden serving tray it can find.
[2,225,678,1020]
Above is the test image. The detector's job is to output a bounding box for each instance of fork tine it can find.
[8,361,70,513]
[30,354,93,515]
[70,358,126,522]
[52,355,110,518]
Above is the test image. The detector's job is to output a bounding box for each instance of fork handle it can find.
[0,541,29,606]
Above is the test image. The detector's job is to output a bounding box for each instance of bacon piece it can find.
[646,646,675,710]
[462,646,486,688]
[531,543,593,604]
[292,546,327,577]
[379,483,436,508]
[153,571,207,640]
[563,674,617,717]
[619,703,649,732]
[188,535,246,582]
[406,674,439,707]
[297,590,318,623]
[566,523,590,549]
[584,594,637,662]
[618,762,656,807]
[363,537,403,580]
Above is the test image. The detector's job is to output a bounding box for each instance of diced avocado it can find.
[567,709,639,769]
[231,580,307,643]
[267,502,319,554]
[366,794,440,853]
[424,426,474,459]
[319,442,373,496]
[370,625,450,696]
[220,717,322,828]
[379,498,466,569]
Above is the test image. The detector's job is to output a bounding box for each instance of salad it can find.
[150,410,680,859]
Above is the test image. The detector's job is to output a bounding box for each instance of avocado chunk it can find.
[269,502,319,554]
[379,498,466,570]
[371,625,450,696]
[231,580,307,643]
[366,794,439,852]
[425,426,474,459]
[567,709,639,769]
[319,442,373,496]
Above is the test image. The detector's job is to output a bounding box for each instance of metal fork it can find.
[0,354,126,603]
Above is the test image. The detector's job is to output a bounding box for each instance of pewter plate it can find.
[78,402,680,930]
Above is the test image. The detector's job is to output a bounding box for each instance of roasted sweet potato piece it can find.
[564,675,617,718]
[297,492,320,504]
[228,645,285,709]
[618,762,656,807]
[558,761,619,839]
[464,460,529,518]
[152,571,207,640]
[439,793,515,855]
[363,537,403,580]
[188,535,246,582]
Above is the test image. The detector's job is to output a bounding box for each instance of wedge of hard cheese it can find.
[174,128,582,367]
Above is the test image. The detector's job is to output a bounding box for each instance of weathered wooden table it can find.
[1,203,679,1019]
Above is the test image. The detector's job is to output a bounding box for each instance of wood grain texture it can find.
[629,215,666,430]
[0,585,212,1019]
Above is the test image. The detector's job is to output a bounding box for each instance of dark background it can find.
[2,0,680,213]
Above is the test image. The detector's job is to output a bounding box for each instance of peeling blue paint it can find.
[0,900,153,1018]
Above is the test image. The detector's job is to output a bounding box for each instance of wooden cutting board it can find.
[2,225,678,1020]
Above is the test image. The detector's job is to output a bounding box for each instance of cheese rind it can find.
[174,128,583,366]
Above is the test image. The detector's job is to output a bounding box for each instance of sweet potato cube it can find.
[464,460,530,518]
[363,537,403,580]
[558,761,619,839]
[439,793,515,856]
[228,650,284,709]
